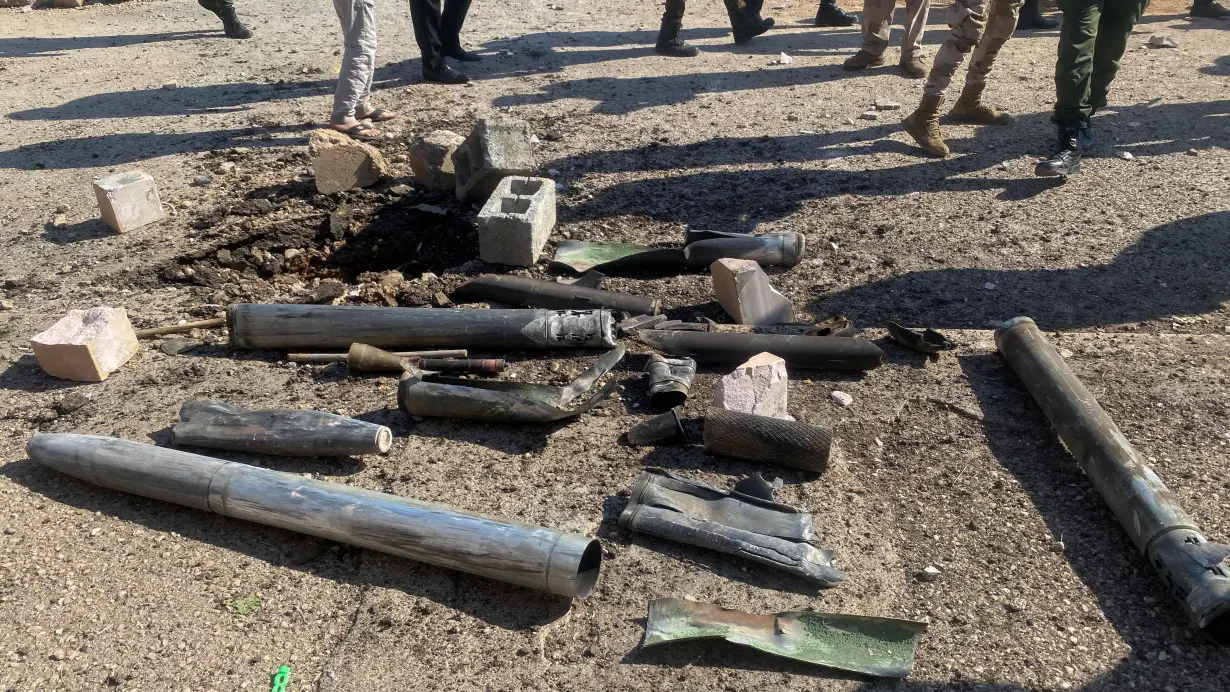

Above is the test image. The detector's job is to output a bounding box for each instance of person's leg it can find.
[815,0,858,26]
[657,0,700,56]
[411,0,468,82]
[844,0,893,70]
[1088,0,1148,112]
[898,0,932,75]
[442,0,481,60]
[950,0,1022,123]
[1189,0,1230,19]
[1016,0,1060,30]
[901,0,990,156]
[723,0,775,44]
[331,0,380,137]
[199,0,252,39]
[1036,0,1099,176]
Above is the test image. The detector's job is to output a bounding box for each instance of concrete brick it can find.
[477,177,556,266]
[409,130,464,192]
[710,258,795,325]
[92,171,163,233]
[30,307,139,382]
[713,352,791,420]
[452,117,535,202]
[308,128,389,194]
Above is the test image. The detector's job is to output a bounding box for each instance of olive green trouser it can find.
[1052,0,1150,124]
[200,0,236,10]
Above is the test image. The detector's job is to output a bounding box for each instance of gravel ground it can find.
[0,0,1228,690]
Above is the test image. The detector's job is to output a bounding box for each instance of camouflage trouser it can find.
[923,0,1023,97]
[860,0,931,59]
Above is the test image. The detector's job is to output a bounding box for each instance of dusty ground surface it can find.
[1,0,1228,690]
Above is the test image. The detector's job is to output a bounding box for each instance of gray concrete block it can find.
[409,130,464,192]
[92,171,164,233]
[477,177,556,266]
[452,117,535,202]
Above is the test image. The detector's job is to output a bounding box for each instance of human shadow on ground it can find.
[811,210,1229,329]
[0,456,572,629]
[41,218,115,245]
[0,30,217,59]
[7,80,336,122]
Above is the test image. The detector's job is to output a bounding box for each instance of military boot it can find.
[902,94,949,157]
[724,0,775,44]
[843,50,885,71]
[948,83,1012,125]
[198,0,253,39]
[656,19,700,56]
[1035,123,1082,177]
[815,0,857,26]
[1015,0,1059,31]
[1190,0,1230,18]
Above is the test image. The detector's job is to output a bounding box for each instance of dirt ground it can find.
[1,0,1228,690]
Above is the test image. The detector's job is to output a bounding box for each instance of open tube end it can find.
[572,540,602,599]
[374,427,393,454]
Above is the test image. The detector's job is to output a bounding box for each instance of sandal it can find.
[330,121,382,141]
[357,108,397,122]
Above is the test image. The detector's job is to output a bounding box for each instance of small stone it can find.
[1186,148,1199,156]
[872,98,901,111]
[1114,150,1134,160]
[89,527,102,537]
[777,52,792,64]
[0,299,14,311]
[31,307,140,382]
[159,338,196,356]
[1147,35,1178,48]
[192,175,213,186]
[1059,348,1074,358]
[710,258,794,325]
[283,248,302,261]
[546,168,561,176]
[3,527,16,535]
[54,392,92,415]
[529,134,541,144]
[1127,121,1142,128]
[1004,601,1024,613]
[714,352,790,420]
[215,161,236,175]
[917,565,942,582]
[983,282,997,290]
[830,390,853,407]
[858,110,879,120]
[162,81,179,90]
[55,204,71,213]
[432,291,453,308]
[308,128,390,194]
[50,649,66,661]
[844,117,856,126]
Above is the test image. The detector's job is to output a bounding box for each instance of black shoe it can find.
[724,0,774,44]
[444,46,483,62]
[733,17,774,44]
[1077,119,1094,151]
[815,0,857,26]
[1190,0,1230,17]
[423,64,470,84]
[1035,124,1082,177]
[1015,0,1059,30]
[655,19,700,56]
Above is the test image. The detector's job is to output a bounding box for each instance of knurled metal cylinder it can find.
[703,408,831,472]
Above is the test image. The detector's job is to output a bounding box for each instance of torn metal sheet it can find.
[646,354,696,409]
[626,410,688,446]
[643,598,927,678]
[806,315,854,337]
[619,469,847,586]
[887,321,956,354]
[550,241,686,275]
[619,314,668,335]
[171,399,392,456]
[398,346,625,422]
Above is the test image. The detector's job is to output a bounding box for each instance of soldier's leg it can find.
[199,0,252,39]
[903,0,989,156]
[898,0,932,75]
[1036,0,1099,176]
[950,0,1022,123]
[657,0,699,56]
[844,0,893,70]
[1088,0,1149,111]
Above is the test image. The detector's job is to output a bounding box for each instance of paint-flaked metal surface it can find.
[646,354,696,410]
[643,598,926,678]
[620,470,846,586]
[171,399,391,456]
[551,241,686,274]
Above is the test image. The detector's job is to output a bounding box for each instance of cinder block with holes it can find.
[477,177,556,266]
[452,117,535,202]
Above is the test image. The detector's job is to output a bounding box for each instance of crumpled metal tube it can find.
[643,598,927,678]
[645,354,696,410]
[398,346,625,423]
[619,469,847,586]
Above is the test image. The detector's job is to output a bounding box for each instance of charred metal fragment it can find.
[635,329,882,371]
[626,410,688,446]
[996,316,1230,643]
[27,434,602,598]
[646,354,697,409]
[171,399,392,456]
[618,314,667,335]
[887,321,956,354]
[642,598,926,678]
[806,315,854,338]
[703,408,831,472]
[227,304,616,351]
[619,470,847,586]
[398,346,625,423]
[452,275,661,315]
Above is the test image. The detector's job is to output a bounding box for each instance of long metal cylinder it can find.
[453,275,661,315]
[637,329,882,370]
[27,434,602,599]
[227,304,616,351]
[995,316,1230,640]
[683,233,805,268]
[171,399,392,456]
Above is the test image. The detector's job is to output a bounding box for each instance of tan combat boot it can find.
[902,94,949,157]
[899,53,928,78]
[949,83,1012,125]
[843,50,885,71]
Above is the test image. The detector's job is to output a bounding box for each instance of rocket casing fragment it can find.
[453,275,661,315]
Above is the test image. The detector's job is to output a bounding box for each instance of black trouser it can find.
[662,0,762,26]
[410,0,472,71]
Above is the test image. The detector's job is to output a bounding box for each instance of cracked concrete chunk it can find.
[714,351,790,420]
[710,258,795,325]
[409,130,464,191]
[92,171,164,233]
[308,129,390,194]
[30,307,139,382]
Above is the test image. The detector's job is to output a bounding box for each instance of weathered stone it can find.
[409,130,465,191]
[710,258,795,325]
[452,117,536,202]
[308,129,389,194]
[830,390,854,407]
[30,307,139,382]
[477,176,556,266]
[713,352,790,420]
[0,0,34,7]
[92,171,164,233]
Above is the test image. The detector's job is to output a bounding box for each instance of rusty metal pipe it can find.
[26,434,602,599]
[995,316,1230,642]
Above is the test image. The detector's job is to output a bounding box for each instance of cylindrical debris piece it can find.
[289,349,469,363]
[454,275,661,315]
[417,358,505,374]
[637,329,882,371]
[995,316,1230,641]
[227,304,616,351]
[136,317,226,339]
[646,354,696,410]
[171,400,392,456]
[347,343,412,372]
[703,408,831,473]
[683,233,805,268]
[27,434,603,599]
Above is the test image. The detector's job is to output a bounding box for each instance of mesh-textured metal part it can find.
[703,408,831,472]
